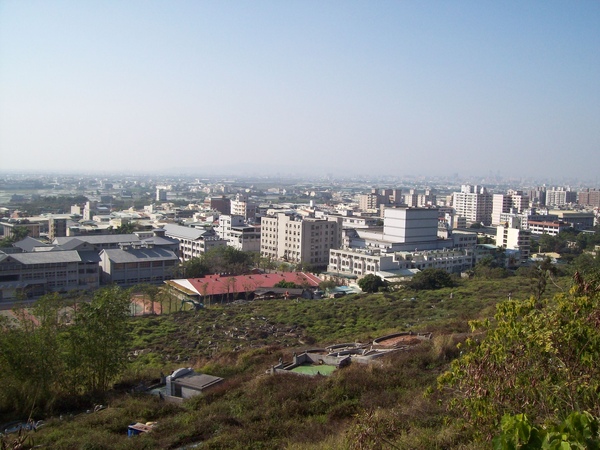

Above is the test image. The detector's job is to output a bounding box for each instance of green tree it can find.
[408,268,455,290]
[318,280,339,291]
[68,286,132,393]
[179,257,210,278]
[112,222,136,234]
[274,280,299,289]
[531,257,558,303]
[0,225,30,247]
[358,274,387,293]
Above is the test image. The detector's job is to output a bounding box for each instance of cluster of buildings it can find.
[1,178,598,302]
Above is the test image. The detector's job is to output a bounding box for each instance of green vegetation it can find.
[0,287,131,417]
[407,268,455,290]
[493,412,600,450]
[273,280,300,289]
[177,246,256,278]
[357,274,387,293]
[7,195,88,215]
[3,266,599,449]
[439,277,600,436]
[0,225,30,247]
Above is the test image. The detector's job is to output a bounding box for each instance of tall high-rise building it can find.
[48,217,67,240]
[260,213,342,266]
[578,189,600,208]
[358,188,402,212]
[452,185,493,226]
[230,193,257,221]
[491,190,529,225]
[156,188,167,202]
[546,187,576,207]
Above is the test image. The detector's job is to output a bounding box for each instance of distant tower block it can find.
[156,188,167,202]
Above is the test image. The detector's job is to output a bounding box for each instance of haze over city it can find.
[1,1,599,179]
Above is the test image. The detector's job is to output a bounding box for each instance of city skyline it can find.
[1,1,599,179]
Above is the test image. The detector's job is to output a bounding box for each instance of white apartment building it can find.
[405,189,436,207]
[260,213,342,266]
[216,215,261,252]
[545,188,577,207]
[452,185,493,226]
[358,192,380,211]
[496,225,531,265]
[492,191,529,225]
[358,188,402,213]
[230,193,257,221]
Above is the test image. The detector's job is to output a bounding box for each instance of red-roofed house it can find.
[164,271,322,305]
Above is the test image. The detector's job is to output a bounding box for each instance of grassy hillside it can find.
[4,275,570,449]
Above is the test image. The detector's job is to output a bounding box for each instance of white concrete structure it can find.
[230,193,257,221]
[546,187,577,207]
[327,246,476,279]
[492,191,529,225]
[216,215,261,252]
[496,225,531,265]
[260,213,342,266]
[452,185,493,226]
[156,188,167,202]
[403,249,474,273]
[328,248,412,277]
[383,207,439,244]
[527,220,570,236]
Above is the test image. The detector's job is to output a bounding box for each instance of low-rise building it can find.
[99,243,178,286]
[0,249,100,301]
[163,223,227,261]
[528,220,570,236]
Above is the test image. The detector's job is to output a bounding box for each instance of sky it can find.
[1,1,599,180]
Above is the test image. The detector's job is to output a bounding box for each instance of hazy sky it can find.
[1,1,599,179]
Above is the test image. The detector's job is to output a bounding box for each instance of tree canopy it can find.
[178,246,256,278]
[357,274,387,293]
[274,280,299,289]
[0,225,30,247]
[408,268,455,290]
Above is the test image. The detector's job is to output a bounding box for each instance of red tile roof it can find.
[185,272,322,297]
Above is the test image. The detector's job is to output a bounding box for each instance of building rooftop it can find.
[8,250,86,264]
[101,247,178,263]
[54,234,140,248]
[163,223,214,240]
[167,271,321,297]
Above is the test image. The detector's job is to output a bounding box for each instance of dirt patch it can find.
[376,335,422,347]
